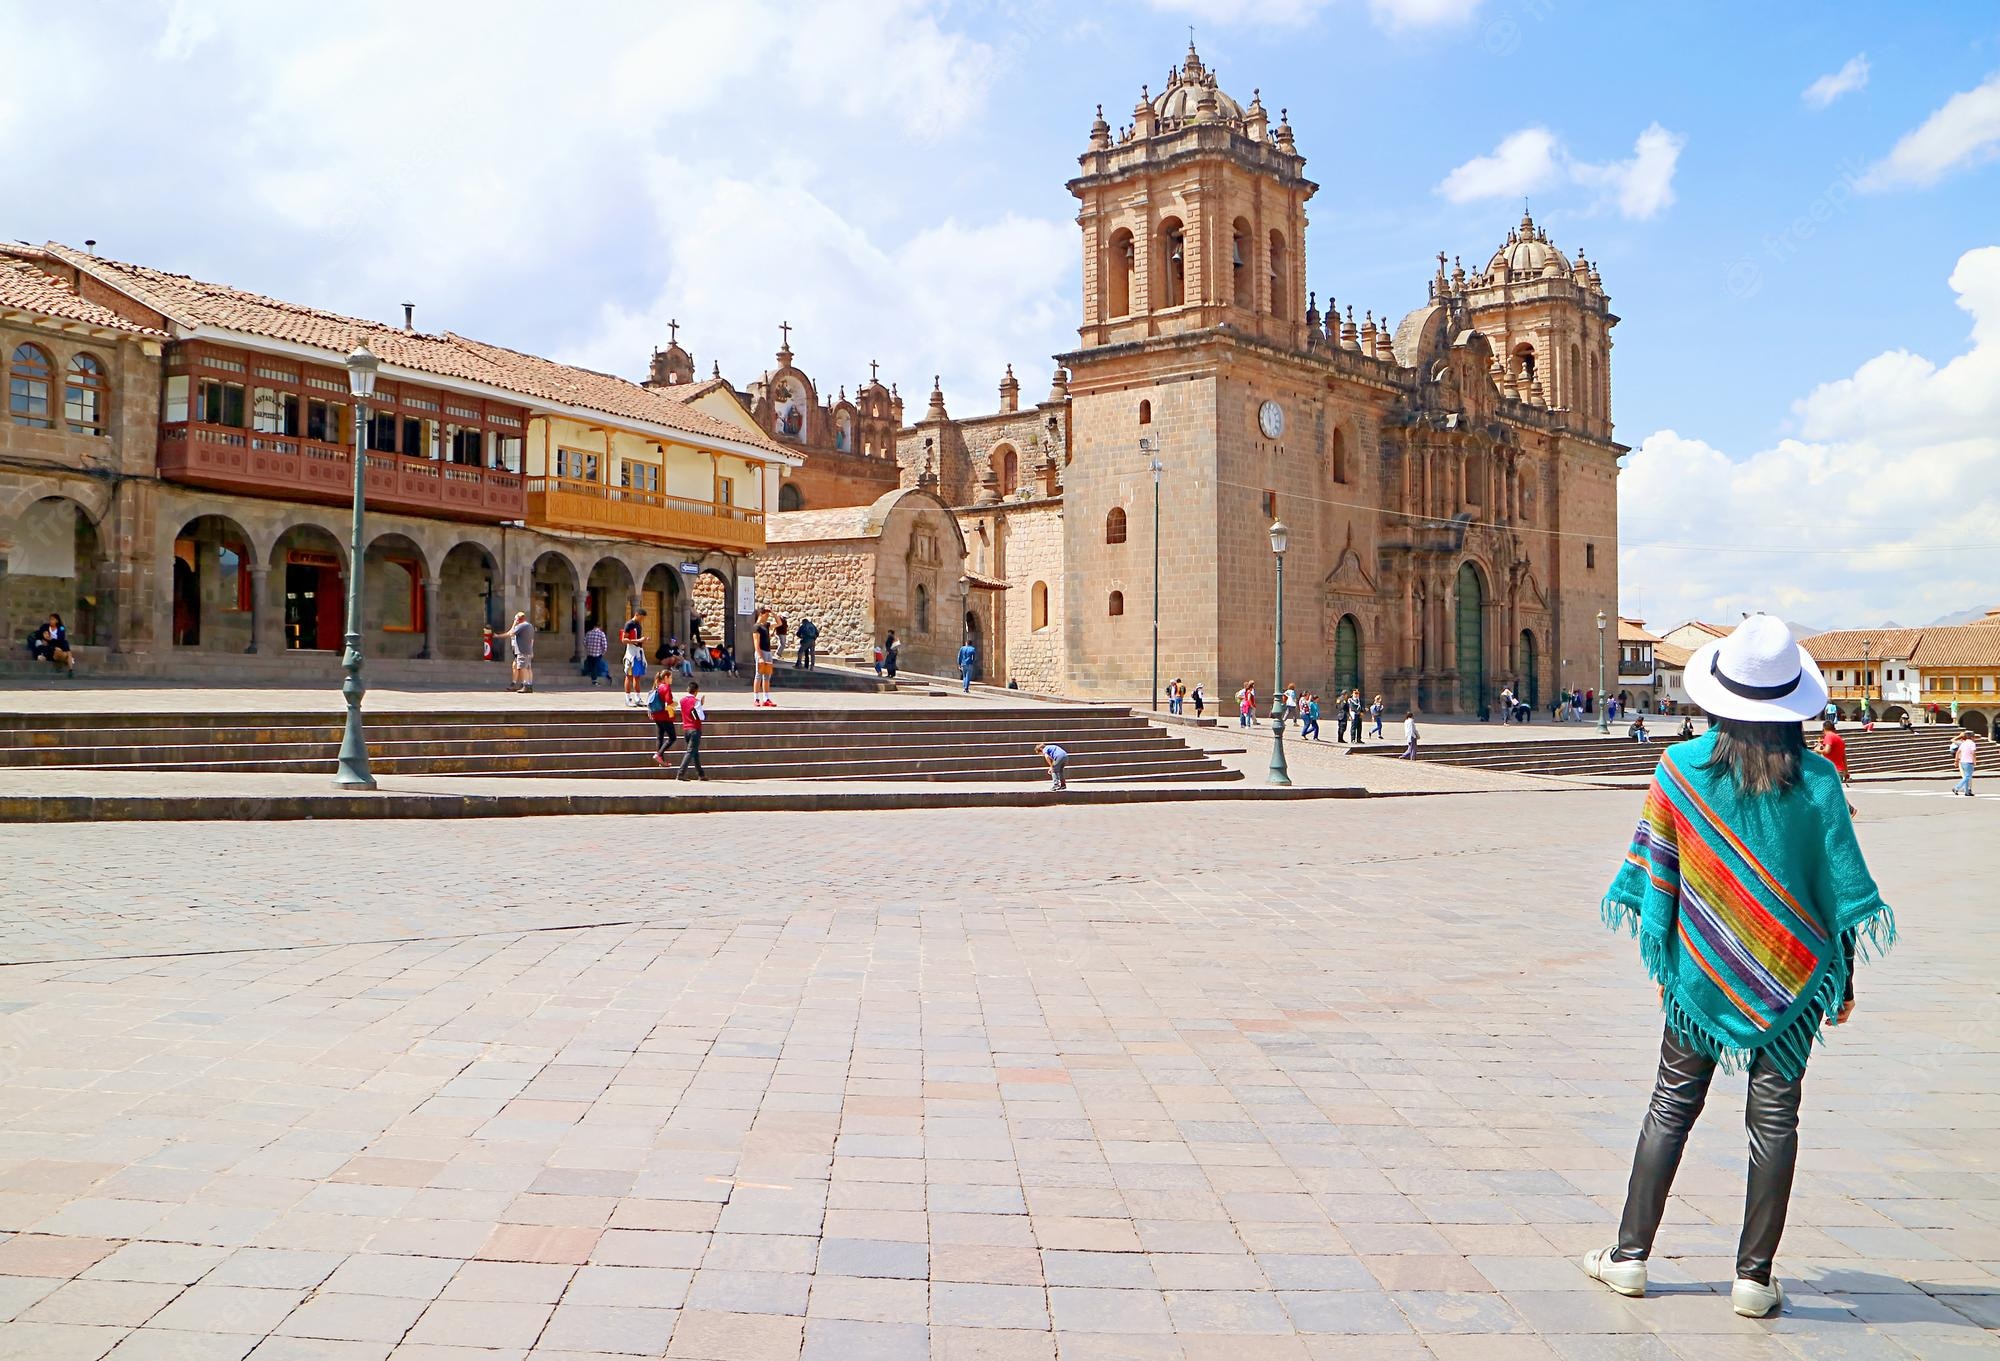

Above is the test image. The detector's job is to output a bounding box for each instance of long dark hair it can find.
[1701,717,1805,796]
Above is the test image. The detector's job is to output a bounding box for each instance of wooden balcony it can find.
[526,477,765,553]
[157,421,526,523]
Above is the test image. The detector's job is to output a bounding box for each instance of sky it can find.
[4,0,1997,631]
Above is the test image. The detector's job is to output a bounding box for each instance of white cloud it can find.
[1802,54,1869,109]
[1438,123,1684,219]
[1436,128,1562,203]
[1859,72,2000,190]
[1620,247,2000,630]
[1139,0,1481,31]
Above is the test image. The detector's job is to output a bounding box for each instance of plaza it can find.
[2,786,1996,1359]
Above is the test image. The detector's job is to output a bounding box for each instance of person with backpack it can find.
[1191,683,1205,718]
[676,683,708,781]
[647,670,678,765]
[796,616,819,670]
[883,630,900,678]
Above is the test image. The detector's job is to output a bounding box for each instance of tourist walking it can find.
[1335,693,1350,743]
[620,609,648,707]
[752,609,776,707]
[1585,615,1894,1319]
[958,638,979,692]
[647,670,678,764]
[1399,710,1419,759]
[582,619,610,686]
[1300,693,1321,741]
[1370,695,1385,739]
[774,614,789,665]
[1952,730,1979,796]
[499,611,535,692]
[1038,741,1069,791]
[796,616,818,669]
[1192,683,1205,718]
[676,683,708,781]
[28,613,76,676]
[883,631,900,678]
[1816,719,1855,814]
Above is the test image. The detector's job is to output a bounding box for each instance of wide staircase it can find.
[0,705,1239,785]
[1360,726,1998,782]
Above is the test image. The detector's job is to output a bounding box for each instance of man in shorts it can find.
[499,611,535,693]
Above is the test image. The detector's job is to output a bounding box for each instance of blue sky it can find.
[5,0,1997,628]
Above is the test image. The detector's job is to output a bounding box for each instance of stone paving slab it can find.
[0,793,1996,1358]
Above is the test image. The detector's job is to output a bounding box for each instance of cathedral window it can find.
[1569,344,1583,415]
[1107,229,1134,318]
[1232,219,1252,307]
[779,483,803,511]
[1031,581,1049,631]
[915,584,931,634]
[1105,506,1127,544]
[8,343,52,428]
[1513,343,1537,383]
[1108,591,1125,617]
[996,445,1019,496]
[1268,230,1289,320]
[1586,543,1596,569]
[1331,428,1349,485]
[1159,218,1185,308]
[1138,399,1151,425]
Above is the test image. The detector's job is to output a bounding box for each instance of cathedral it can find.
[738,42,1623,711]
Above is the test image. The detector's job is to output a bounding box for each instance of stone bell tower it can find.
[1072,41,1317,354]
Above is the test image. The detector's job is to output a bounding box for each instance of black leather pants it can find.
[1612,1028,1802,1285]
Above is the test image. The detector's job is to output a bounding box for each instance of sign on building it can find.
[736,575,756,616]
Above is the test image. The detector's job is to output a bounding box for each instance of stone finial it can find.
[998,363,1020,413]
[1452,255,1466,291]
[926,375,948,421]
[712,360,721,378]
[1089,103,1111,150]
[1305,290,1320,331]
[1048,366,1070,403]
[1274,107,1295,151]
[1341,304,1359,350]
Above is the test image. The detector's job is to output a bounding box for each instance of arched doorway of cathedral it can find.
[690,567,731,655]
[1334,615,1362,697]
[1519,628,1540,708]
[640,564,682,651]
[169,512,257,651]
[1454,561,1486,714]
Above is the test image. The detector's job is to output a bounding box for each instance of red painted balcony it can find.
[157,421,525,523]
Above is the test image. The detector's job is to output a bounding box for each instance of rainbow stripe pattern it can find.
[1604,731,1894,1080]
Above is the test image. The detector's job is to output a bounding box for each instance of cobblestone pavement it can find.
[1,790,1996,1360]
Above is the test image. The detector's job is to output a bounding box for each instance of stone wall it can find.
[753,540,873,661]
[784,448,899,513]
[959,499,1064,693]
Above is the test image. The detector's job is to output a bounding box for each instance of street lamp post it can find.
[1595,610,1609,735]
[1861,639,1871,721]
[335,343,379,789]
[1268,520,1291,786]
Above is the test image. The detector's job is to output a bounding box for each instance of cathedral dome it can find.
[1486,210,1570,279]
[1150,42,1244,125]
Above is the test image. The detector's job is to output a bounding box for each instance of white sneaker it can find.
[1732,1276,1785,1318]
[1581,1246,1647,1297]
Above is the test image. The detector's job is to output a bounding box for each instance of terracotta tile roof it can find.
[966,571,1010,590]
[1654,640,1695,667]
[1618,617,1661,643]
[656,375,735,403]
[37,242,785,456]
[1908,627,2000,669]
[0,257,166,337]
[1801,628,1926,663]
[1972,608,2000,627]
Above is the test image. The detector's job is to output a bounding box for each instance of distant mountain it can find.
[1927,605,1993,626]
[1785,620,1825,639]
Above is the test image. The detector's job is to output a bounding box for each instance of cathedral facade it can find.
[745,43,1623,711]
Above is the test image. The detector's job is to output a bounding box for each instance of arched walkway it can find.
[438,541,499,660]
[1963,710,1992,738]
[529,552,581,660]
[640,563,683,652]
[270,523,347,652]
[587,557,637,636]
[365,532,430,660]
[169,513,262,651]
[690,567,732,655]
[5,496,109,650]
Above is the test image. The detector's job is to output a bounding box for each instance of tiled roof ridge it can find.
[0,255,169,338]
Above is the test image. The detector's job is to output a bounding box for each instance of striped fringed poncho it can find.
[1602,730,1896,1080]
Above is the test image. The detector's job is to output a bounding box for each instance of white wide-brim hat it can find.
[1682,614,1829,723]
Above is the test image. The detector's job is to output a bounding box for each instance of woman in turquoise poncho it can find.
[1584,615,1895,1319]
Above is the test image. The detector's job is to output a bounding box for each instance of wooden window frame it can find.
[10,342,54,429]
[63,352,107,436]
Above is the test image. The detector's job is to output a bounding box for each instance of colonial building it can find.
[752,43,1623,708]
[0,244,796,677]
[1803,617,2000,733]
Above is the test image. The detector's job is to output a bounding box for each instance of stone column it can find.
[245,566,268,653]
[571,582,586,662]
[418,577,439,660]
